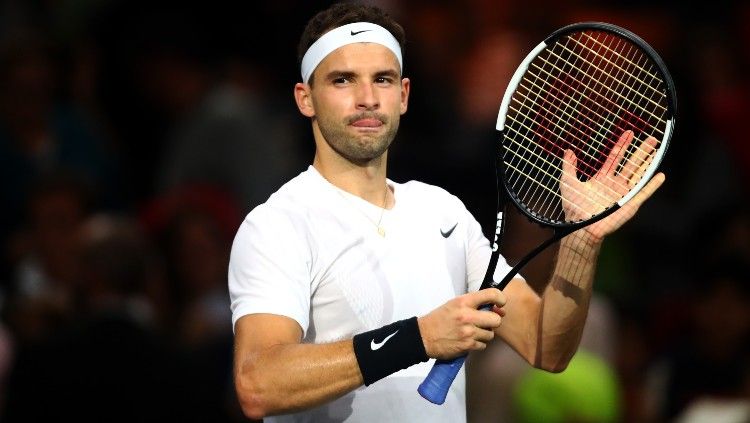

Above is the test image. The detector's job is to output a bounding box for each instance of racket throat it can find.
[485,230,569,291]
[480,211,506,290]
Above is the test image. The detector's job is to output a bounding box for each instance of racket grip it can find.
[417,354,467,404]
[418,303,493,404]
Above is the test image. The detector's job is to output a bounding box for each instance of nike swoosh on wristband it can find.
[441,222,458,238]
[351,29,372,36]
[370,330,399,350]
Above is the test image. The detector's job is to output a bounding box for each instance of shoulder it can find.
[230,193,314,271]
[235,167,324,243]
[247,167,321,221]
[396,179,467,212]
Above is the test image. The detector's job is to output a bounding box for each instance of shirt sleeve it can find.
[228,206,311,335]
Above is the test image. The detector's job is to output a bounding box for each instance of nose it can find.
[355,81,379,111]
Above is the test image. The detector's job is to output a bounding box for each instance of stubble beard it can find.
[317,111,400,165]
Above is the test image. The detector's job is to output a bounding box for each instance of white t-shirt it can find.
[228,166,517,422]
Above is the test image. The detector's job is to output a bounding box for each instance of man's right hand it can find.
[417,288,506,360]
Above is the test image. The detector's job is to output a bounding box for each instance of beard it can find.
[316,111,400,163]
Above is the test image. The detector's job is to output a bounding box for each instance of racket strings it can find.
[505,34,580,218]
[576,33,665,98]
[559,37,667,116]
[510,76,640,179]
[530,51,665,140]
[565,31,667,137]
[506,33,576,217]
[505,105,619,188]
[533,56,657,130]
[502,159,595,216]
[506,56,638,203]
[504,90,631,202]
[503,112,627,206]
[559,31,666,172]
[563,33,664,180]
[502,141,616,211]
[542,49,664,137]
[516,35,663,175]
[571,31,665,118]
[513,63,651,196]
[503,118,624,218]
[501,29,669,223]
[520,38,659,178]
[506,34,597,217]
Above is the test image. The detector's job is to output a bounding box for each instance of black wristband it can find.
[352,317,429,386]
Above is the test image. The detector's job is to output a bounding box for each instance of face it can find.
[295,42,410,164]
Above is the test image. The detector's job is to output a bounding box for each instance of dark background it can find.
[0,0,747,421]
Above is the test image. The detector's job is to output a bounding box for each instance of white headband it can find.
[300,22,403,84]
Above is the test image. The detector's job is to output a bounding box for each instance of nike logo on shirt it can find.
[370,330,399,350]
[441,223,458,238]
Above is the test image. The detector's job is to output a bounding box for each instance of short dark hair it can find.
[297,2,406,85]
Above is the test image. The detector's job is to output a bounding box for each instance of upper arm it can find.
[232,313,304,418]
[234,313,303,359]
[235,313,303,349]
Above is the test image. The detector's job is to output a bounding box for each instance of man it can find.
[229,3,664,422]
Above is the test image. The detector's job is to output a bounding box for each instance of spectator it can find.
[644,256,750,421]
[0,29,118,285]
[4,170,90,344]
[2,214,183,422]
[140,183,242,421]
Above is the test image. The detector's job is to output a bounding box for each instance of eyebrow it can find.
[323,69,401,81]
[324,70,356,81]
[374,69,400,80]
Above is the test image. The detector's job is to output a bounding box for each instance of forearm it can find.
[535,229,601,370]
[235,340,362,418]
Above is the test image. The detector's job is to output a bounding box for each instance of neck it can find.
[312,128,391,208]
[313,152,390,207]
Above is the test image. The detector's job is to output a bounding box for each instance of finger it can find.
[473,327,496,343]
[631,154,655,188]
[616,172,666,223]
[559,149,579,201]
[471,341,488,351]
[597,130,633,178]
[491,304,506,317]
[560,149,578,183]
[626,172,665,208]
[467,288,506,308]
[471,309,503,329]
[621,136,657,181]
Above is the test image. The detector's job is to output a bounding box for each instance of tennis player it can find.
[229,3,662,421]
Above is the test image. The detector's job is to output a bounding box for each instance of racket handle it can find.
[418,303,493,404]
[417,354,467,404]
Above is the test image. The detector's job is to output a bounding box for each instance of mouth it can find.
[350,118,383,128]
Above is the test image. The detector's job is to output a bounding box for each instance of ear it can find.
[400,77,410,115]
[294,83,315,118]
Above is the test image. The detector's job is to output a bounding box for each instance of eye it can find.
[333,76,351,85]
[375,76,394,85]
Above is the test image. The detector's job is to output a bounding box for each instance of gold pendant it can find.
[377,227,386,237]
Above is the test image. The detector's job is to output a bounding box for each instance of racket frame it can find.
[418,21,677,405]
[497,22,676,225]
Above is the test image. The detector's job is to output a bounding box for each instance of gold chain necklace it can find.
[336,183,389,237]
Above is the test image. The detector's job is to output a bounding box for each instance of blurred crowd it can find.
[0,0,748,422]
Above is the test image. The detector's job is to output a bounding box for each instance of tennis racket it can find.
[418,22,676,404]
